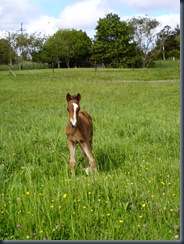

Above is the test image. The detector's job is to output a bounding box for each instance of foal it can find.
[66,93,97,176]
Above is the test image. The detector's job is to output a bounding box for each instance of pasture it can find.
[0,68,180,240]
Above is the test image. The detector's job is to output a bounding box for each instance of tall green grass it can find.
[0,68,180,240]
[154,60,180,69]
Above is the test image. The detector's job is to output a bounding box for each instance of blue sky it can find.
[38,0,70,17]
[0,0,180,38]
[38,0,179,16]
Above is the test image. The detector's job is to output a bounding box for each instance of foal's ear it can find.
[66,93,71,101]
[76,93,81,101]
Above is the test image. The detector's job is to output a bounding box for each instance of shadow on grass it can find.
[94,147,126,172]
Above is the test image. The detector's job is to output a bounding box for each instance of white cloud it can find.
[156,13,180,30]
[25,15,60,36]
[0,0,41,34]
[119,0,179,12]
[59,0,111,29]
[26,0,112,38]
[0,0,180,39]
[121,12,180,34]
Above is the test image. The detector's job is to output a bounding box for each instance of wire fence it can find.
[0,59,180,72]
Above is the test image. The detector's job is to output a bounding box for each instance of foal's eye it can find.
[67,108,69,111]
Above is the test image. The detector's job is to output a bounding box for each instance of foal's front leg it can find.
[80,141,97,174]
[67,140,76,176]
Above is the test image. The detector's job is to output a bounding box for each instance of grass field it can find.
[0,68,180,240]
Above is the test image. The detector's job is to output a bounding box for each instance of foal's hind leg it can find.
[80,141,97,174]
[67,140,76,177]
[79,144,90,175]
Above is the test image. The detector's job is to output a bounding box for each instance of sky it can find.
[0,0,180,39]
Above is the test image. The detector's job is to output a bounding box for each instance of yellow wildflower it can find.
[142,203,146,208]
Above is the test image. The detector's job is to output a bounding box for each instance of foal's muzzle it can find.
[70,121,77,128]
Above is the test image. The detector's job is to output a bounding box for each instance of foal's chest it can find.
[66,127,84,143]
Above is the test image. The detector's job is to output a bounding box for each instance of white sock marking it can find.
[85,167,90,175]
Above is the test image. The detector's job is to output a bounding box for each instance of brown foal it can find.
[66,93,97,176]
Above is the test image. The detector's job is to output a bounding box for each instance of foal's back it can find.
[78,110,93,139]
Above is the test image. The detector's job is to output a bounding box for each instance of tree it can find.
[0,33,16,65]
[0,39,10,64]
[128,16,160,68]
[42,29,92,68]
[156,25,172,60]
[92,13,137,68]
[155,24,180,60]
[30,33,47,63]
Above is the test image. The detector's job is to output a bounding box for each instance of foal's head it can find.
[66,93,81,128]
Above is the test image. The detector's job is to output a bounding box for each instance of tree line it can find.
[0,13,180,69]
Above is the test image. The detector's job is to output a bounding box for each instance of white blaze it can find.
[70,103,78,127]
